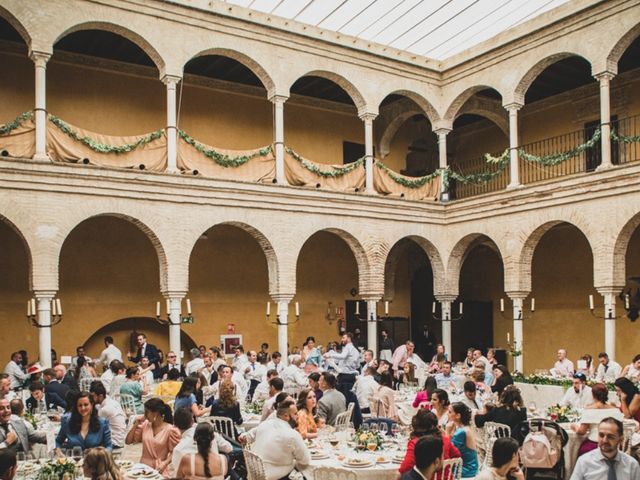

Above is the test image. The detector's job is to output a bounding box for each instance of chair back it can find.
[243,448,266,480]
[482,422,511,469]
[198,415,235,438]
[313,466,357,480]
[441,458,463,480]
[335,402,354,429]
[621,419,638,454]
[119,394,137,417]
[79,377,96,392]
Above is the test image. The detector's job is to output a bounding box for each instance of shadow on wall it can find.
[82,317,198,365]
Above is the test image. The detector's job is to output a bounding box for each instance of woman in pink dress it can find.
[125,398,181,476]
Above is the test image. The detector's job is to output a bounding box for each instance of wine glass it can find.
[72,447,83,463]
[366,441,377,452]
[528,402,537,415]
[369,423,379,433]
[379,422,388,436]
[391,423,400,437]
[361,423,369,432]
[329,436,339,448]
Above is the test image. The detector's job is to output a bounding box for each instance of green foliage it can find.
[179,130,272,168]
[0,111,33,136]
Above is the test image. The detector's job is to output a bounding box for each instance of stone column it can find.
[362,296,380,355]
[504,103,523,188]
[34,291,55,368]
[598,288,619,360]
[163,75,181,173]
[166,294,184,366]
[360,113,377,194]
[595,72,616,171]
[435,296,455,357]
[273,295,293,365]
[434,128,451,200]
[30,52,51,161]
[506,292,528,372]
[270,95,288,185]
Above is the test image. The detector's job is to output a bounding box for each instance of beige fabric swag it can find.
[373,163,441,201]
[0,116,36,159]
[284,150,365,192]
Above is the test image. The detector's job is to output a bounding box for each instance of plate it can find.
[127,469,160,479]
[376,457,390,464]
[341,459,373,468]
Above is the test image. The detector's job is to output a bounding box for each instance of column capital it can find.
[162,291,187,299]
[29,51,51,66]
[434,128,452,137]
[503,102,523,112]
[432,119,453,132]
[269,94,289,105]
[505,291,529,301]
[434,294,457,303]
[271,294,294,304]
[360,294,382,302]
[161,74,182,86]
[596,286,624,297]
[358,112,378,123]
[33,290,56,299]
[594,71,616,82]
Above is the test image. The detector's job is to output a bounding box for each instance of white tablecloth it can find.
[515,382,617,412]
[302,448,402,480]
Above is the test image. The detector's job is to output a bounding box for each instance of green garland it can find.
[446,151,510,187]
[180,130,272,168]
[286,147,364,177]
[48,115,163,154]
[611,129,640,144]
[375,160,442,189]
[513,373,615,390]
[518,129,601,166]
[0,111,33,136]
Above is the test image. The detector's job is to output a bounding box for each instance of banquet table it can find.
[515,382,617,412]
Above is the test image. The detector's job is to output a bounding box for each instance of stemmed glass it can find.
[72,447,83,463]
[379,422,388,436]
[391,423,400,437]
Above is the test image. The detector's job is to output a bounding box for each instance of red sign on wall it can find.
[227,323,235,334]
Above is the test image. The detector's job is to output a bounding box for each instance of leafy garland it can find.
[286,147,364,177]
[179,130,272,168]
[48,115,163,154]
[375,160,442,189]
[513,373,615,390]
[0,111,33,136]
[518,129,601,166]
[611,129,640,144]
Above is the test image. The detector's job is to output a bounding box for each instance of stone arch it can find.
[445,233,504,295]
[383,90,439,125]
[186,221,279,297]
[184,48,276,97]
[0,213,33,289]
[384,236,445,299]
[0,5,30,46]
[606,23,640,73]
[442,85,504,125]
[288,70,367,113]
[513,52,592,105]
[52,21,165,74]
[457,96,509,137]
[611,212,640,289]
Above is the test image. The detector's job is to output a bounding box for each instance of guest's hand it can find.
[508,466,525,480]
[238,434,247,445]
[133,415,145,425]
[5,430,17,446]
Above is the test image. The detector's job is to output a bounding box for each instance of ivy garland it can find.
[513,373,616,390]
[179,130,272,168]
[518,129,601,166]
[286,147,364,177]
[0,111,33,136]
[48,115,163,154]
[611,129,640,144]
[375,160,442,189]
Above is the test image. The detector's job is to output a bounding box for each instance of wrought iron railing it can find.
[449,151,509,199]
[614,114,640,165]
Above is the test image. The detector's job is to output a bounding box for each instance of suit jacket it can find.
[45,380,70,400]
[317,389,346,426]
[26,392,67,413]
[61,373,78,391]
[159,364,186,379]
[129,343,161,378]
[0,419,47,452]
[400,467,426,480]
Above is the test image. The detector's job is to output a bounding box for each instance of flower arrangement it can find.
[546,404,577,423]
[351,428,383,451]
[23,411,38,429]
[37,458,78,479]
[244,400,264,415]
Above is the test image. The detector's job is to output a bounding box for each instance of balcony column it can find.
[506,292,528,372]
[30,52,51,161]
[34,291,56,368]
[595,72,616,171]
[504,103,523,188]
[362,296,381,355]
[434,128,451,200]
[163,75,181,173]
[435,295,455,357]
[164,293,184,365]
[360,113,378,194]
[270,95,288,185]
[597,288,619,360]
[273,295,293,365]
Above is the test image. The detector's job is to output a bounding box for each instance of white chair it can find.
[243,448,266,480]
[482,422,511,468]
[441,458,463,480]
[621,419,638,454]
[79,377,96,392]
[119,394,138,417]
[335,402,354,429]
[313,466,357,480]
[198,415,236,439]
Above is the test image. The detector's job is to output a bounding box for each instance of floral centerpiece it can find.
[352,428,383,451]
[546,404,577,423]
[244,400,264,415]
[37,458,78,479]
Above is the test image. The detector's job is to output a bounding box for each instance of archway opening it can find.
[613,34,640,165]
[618,219,640,360]
[0,16,32,122]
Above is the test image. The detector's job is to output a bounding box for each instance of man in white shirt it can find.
[209,347,227,372]
[209,365,248,402]
[254,369,279,402]
[100,360,116,392]
[71,346,93,369]
[266,352,285,374]
[244,351,266,399]
[231,345,248,371]
[361,349,377,373]
[200,353,216,386]
[251,399,310,480]
[352,366,379,412]
[595,352,622,383]
[561,373,593,409]
[552,349,575,378]
[460,381,483,411]
[280,356,308,393]
[434,361,457,390]
[98,336,122,370]
[261,377,284,422]
[391,341,426,378]
[3,354,27,390]
[185,348,205,376]
[0,375,14,401]
[89,382,127,448]
[570,417,640,480]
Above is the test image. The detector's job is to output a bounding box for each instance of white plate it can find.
[341,460,373,468]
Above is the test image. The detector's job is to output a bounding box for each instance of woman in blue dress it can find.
[447,402,478,478]
[55,391,112,455]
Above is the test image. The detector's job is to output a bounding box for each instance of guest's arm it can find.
[398,438,416,474]
[125,417,145,445]
[54,417,69,456]
[101,419,113,451]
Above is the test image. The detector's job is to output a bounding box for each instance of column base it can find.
[595,163,614,172]
[32,153,50,162]
[506,182,522,190]
[166,167,180,174]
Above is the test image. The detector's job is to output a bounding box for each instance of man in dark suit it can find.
[400,435,443,480]
[43,369,71,400]
[158,351,185,379]
[128,333,161,379]
[25,383,66,413]
[0,398,46,454]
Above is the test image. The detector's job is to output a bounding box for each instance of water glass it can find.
[370,423,379,433]
[379,422,388,435]
[391,423,400,437]
[16,452,25,464]
[361,423,369,432]
[72,447,83,462]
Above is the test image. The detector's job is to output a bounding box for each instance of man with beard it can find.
[0,398,46,454]
[323,333,360,396]
[250,399,310,480]
[128,333,160,379]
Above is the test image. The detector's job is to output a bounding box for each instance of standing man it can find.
[244,351,266,399]
[3,354,27,390]
[128,333,160,379]
[323,333,360,395]
[391,341,425,379]
[98,337,122,370]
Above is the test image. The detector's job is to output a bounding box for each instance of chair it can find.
[335,402,354,429]
[482,422,511,469]
[79,377,97,392]
[441,458,463,480]
[313,466,357,480]
[621,419,638,454]
[119,394,138,417]
[243,448,266,480]
[198,415,236,439]
[513,418,568,480]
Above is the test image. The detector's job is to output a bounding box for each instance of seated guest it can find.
[475,437,524,480]
[154,368,183,397]
[471,370,491,395]
[201,353,218,386]
[403,362,416,385]
[138,357,154,386]
[296,388,321,440]
[259,377,284,422]
[434,361,457,391]
[89,381,127,450]
[25,382,65,413]
[308,372,323,401]
[413,377,438,408]
[620,354,640,385]
[429,344,448,373]
[54,364,78,391]
[399,409,460,474]
[266,352,284,375]
[464,348,475,369]
[75,356,97,382]
[561,372,593,410]
[159,351,185,379]
[82,447,122,480]
[317,372,346,426]
[253,369,278,403]
[177,423,228,480]
[280,356,308,393]
[460,381,483,411]
[552,349,575,378]
[392,341,425,379]
[55,391,113,454]
[301,337,322,374]
[42,368,70,403]
[172,408,232,473]
[250,399,310,480]
[431,389,450,427]
[0,450,16,480]
[371,372,399,421]
[185,348,205,377]
[353,367,379,413]
[175,377,209,418]
[577,353,595,378]
[571,382,624,457]
[446,403,478,478]
[119,367,147,415]
[206,380,243,437]
[474,385,527,434]
[99,360,116,392]
[125,398,181,476]
[0,398,46,454]
[570,417,640,480]
[209,347,227,372]
[491,365,513,396]
[400,435,444,480]
[615,377,640,422]
[487,348,498,366]
[108,362,126,400]
[595,352,622,383]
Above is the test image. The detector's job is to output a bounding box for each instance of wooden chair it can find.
[441,458,463,480]
[313,466,357,480]
[243,448,266,480]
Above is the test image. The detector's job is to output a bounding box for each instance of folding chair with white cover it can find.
[313,467,357,480]
[119,394,137,417]
[482,422,511,469]
[198,415,236,439]
[441,458,463,480]
[335,403,354,429]
[243,448,266,480]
